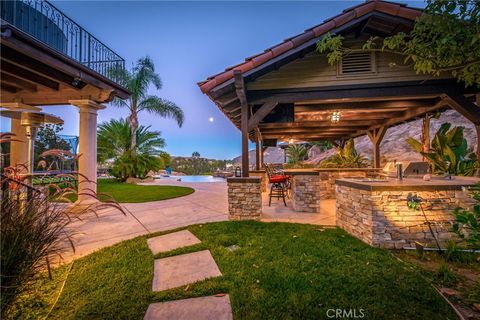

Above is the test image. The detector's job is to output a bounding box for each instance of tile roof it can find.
[198,0,422,94]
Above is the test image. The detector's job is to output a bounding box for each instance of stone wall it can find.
[291,174,321,213]
[336,185,475,249]
[319,170,369,199]
[249,170,267,193]
[227,177,262,220]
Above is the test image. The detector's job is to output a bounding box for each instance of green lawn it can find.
[65,179,194,203]
[12,222,457,319]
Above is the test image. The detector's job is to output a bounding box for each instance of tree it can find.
[192,151,200,158]
[317,0,480,87]
[108,56,184,153]
[319,139,368,168]
[34,124,71,165]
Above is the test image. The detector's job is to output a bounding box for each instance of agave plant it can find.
[406,123,478,176]
[286,144,308,165]
[319,139,368,168]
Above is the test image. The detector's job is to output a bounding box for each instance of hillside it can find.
[234,110,477,166]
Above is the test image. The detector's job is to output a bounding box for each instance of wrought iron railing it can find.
[1,0,125,85]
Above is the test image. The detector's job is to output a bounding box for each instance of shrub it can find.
[111,152,162,181]
[452,183,480,248]
[286,145,308,166]
[319,139,368,168]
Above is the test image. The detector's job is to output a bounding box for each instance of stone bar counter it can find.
[283,169,322,213]
[335,176,479,249]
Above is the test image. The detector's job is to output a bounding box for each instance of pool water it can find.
[158,175,225,183]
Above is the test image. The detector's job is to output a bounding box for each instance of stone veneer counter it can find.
[335,177,479,249]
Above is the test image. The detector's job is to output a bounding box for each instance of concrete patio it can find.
[65,179,336,262]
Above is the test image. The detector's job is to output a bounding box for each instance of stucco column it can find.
[9,118,29,167]
[69,100,105,203]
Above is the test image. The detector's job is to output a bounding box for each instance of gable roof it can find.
[198,0,422,94]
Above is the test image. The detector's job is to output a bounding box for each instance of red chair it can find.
[265,164,289,206]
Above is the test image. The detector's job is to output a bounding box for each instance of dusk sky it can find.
[2,0,424,159]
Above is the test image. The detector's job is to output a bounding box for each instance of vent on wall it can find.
[339,51,376,75]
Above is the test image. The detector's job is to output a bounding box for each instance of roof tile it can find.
[270,41,295,57]
[333,10,356,28]
[354,1,376,17]
[397,7,422,20]
[312,20,336,37]
[252,51,274,67]
[291,30,315,47]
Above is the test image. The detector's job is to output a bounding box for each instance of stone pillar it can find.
[227,177,262,220]
[291,173,321,213]
[9,118,28,167]
[69,100,105,203]
[249,170,267,192]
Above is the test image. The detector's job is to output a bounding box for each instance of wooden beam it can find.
[248,101,278,131]
[294,100,435,112]
[259,120,384,128]
[247,80,465,104]
[234,70,248,106]
[367,126,387,168]
[1,61,59,90]
[1,83,18,93]
[441,92,480,125]
[1,72,37,92]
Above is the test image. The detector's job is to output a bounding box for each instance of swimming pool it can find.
[157,175,225,183]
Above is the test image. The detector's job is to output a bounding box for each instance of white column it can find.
[9,118,29,167]
[69,100,105,203]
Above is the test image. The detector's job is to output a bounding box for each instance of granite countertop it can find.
[335,176,480,191]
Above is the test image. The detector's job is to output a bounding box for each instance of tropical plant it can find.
[452,183,480,248]
[108,56,184,153]
[319,139,368,168]
[111,151,162,181]
[286,144,308,165]
[317,0,480,87]
[406,123,478,176]
[97,118,165,181]
[0,169,125,318]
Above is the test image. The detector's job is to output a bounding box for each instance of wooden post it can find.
[422,114,431,154]
[234,70,249,177]
[241,103,249,177]
[255,138,260,171]
[367,126,387,168]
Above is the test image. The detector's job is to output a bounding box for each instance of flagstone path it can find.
[145,230,232,319]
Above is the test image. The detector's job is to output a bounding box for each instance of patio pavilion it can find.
[0,0,129,202]
[199,0,480,248]
[199,0,480,176]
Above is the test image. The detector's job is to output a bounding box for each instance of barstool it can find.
[265,164,288,206]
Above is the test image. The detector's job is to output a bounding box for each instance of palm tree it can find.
[109,56,184,153]
[97,118,165,163]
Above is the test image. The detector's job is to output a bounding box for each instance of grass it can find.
[15,222,457,319]
[65,179,194,203]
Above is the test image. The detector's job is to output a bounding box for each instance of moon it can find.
[208,117,214,122]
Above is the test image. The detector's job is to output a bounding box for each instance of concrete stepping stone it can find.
[144,294,232,320]
[147,230,201,255]
[152,250,222,291]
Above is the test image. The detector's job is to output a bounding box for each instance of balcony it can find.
[1,0,125,86]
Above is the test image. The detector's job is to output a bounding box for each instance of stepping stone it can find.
[152,250,222,291]
[147,230,201,255]
[144,294,232,320]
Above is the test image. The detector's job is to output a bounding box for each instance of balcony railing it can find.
[1,0,125,85]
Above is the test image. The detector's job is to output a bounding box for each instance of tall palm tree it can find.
[109,56,184,153]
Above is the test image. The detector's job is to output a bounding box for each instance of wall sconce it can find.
[289,138,294,144]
